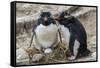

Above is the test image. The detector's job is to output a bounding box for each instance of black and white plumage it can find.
[32,12,59,54]
[55,12,91,60]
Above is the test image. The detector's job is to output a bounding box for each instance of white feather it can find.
[33,23,58,50]
[73,40,80,56]
[60,25,70,46]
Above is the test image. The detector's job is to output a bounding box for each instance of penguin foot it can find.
[67,56,76,60]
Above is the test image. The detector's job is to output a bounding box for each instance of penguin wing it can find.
[32,19,41,33]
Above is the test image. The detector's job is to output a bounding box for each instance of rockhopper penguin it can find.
[55,12,91,60]
[32,12,59,54]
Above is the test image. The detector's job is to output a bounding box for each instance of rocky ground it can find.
[16,3,97,65]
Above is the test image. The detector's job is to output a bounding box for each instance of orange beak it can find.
[53,16,60,20]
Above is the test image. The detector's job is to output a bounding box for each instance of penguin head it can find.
[54,11,70,20]
[53,11,72,25]
[38,12,55,26]
[40,12,51,18]
[60,11,70,18]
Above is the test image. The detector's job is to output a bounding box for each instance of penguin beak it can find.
[53,16,60,20]
[44,17,48,21]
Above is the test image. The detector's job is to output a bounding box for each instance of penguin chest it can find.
[60,25,70,45]
[35,24,58,48]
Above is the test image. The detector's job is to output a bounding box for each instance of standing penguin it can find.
[55,12,91,60]
[32,12,59,54]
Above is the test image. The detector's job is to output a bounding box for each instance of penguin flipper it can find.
[32,19,41,32]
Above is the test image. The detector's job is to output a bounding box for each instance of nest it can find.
[42,42,69,64]
[24,41,70,64]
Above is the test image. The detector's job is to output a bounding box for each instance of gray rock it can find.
[32,54,44,62]
[16,48,29,63]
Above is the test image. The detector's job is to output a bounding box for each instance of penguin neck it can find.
[42,21,51,26]
[39,23,53,28]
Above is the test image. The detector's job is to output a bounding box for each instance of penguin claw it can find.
[67,56,76,60]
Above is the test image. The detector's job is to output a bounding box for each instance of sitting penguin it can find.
[54,12,91,60]
[32,12,59,54]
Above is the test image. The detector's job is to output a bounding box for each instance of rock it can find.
[16,4,96,35]
[91,52,96,59]
[16,48,29,63]
[17,47,42,63]
[16,22,24,34]
[32,54,44,62]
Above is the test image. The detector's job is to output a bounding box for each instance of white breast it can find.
[34,23,58,49]
[60,25,70,46]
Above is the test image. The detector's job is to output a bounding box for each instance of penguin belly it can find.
[33,23,58,50]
